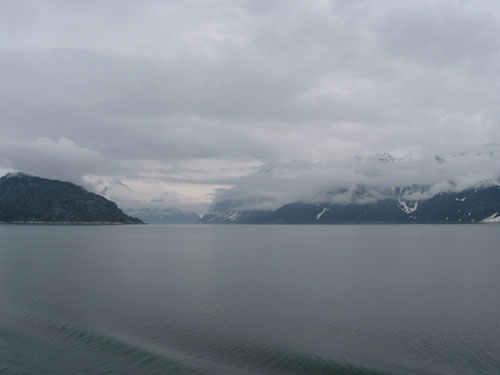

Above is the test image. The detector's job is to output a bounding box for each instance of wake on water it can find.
[0,312,402,375]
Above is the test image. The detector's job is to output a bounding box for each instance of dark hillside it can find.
[0,173,142,224]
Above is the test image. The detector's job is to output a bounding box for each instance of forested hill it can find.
[0,173,142,224]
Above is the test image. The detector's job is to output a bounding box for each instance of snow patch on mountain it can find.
[379,153,395,162]
[316,207,329,220]
[482,213,500,223]
[397,198,418,214]
[224,211,241,221]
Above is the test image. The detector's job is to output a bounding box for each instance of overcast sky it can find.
[1,0,499,213]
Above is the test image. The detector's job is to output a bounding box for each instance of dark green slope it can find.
[0,173,142,224]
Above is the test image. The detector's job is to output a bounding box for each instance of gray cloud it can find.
[0,137,104,185]
[0,0,499,212]
[210,147,500,211]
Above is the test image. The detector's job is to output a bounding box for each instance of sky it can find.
[1,0,499,214]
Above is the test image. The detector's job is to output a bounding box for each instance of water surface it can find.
[0,224,499,374]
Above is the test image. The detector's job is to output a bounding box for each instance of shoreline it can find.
[0,221,145,225]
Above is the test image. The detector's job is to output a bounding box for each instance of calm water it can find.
[0,224,499,375]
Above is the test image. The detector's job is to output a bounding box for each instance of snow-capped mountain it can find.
[201,185,500,224]
[99,179,132,198]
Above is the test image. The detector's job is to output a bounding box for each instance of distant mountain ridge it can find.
[97,178,200,223]
[0,173,142,224]
[123,207,200,224]
[201,185,500,224]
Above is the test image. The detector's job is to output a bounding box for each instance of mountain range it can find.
[201,184,500,224]
[2,172,500,225]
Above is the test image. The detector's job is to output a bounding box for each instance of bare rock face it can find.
[0,173,142,224]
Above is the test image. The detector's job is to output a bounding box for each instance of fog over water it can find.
[1,1,500,212]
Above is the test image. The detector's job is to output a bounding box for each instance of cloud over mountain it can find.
[1,1,499,212]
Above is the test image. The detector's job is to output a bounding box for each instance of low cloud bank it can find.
[0,137,104,185]
[209,148,500,212]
